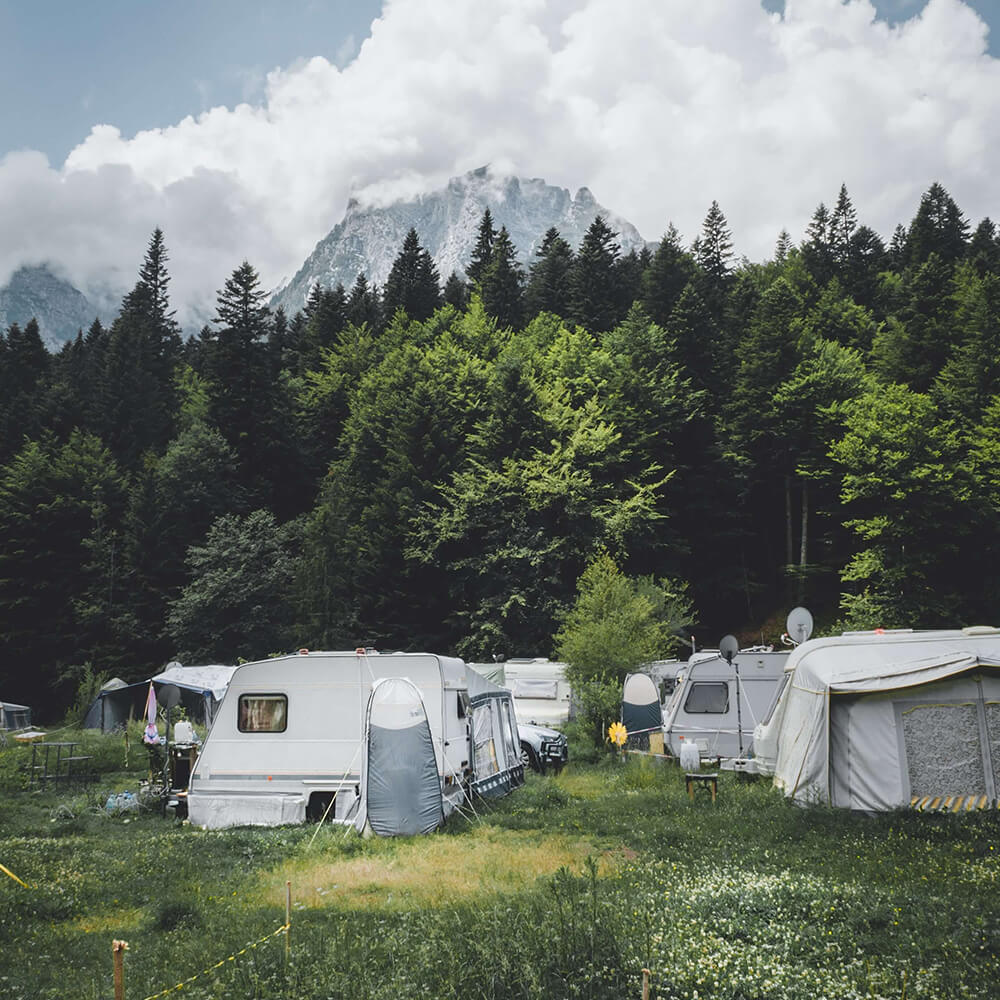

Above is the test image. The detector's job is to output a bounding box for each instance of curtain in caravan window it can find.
[238,695,287,732]
[473,702,499,778]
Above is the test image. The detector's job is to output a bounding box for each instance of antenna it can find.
[718,635,743,756]
[785,607,814,646]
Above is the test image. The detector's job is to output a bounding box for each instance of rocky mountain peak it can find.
[270,167,647,316]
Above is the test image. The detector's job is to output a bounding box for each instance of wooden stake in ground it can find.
[112,940,128,1000]
[641,967,651,1000]
[285,880,292,961]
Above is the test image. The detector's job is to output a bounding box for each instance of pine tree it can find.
[479,226,524,329]
[774,229,793,263]
[570,216,621,333]
[525,227,574,320]
[642,224,696,326]
[801,202,834,286]
[382,229,441,322]
[694,201,734,287]
[467,208,496,286]
[906,181,969,268]
[969,218,1000,276]
[829,184,858,268]
[347,273,382,330]
[443,271,470,311]
[0,319,50,464]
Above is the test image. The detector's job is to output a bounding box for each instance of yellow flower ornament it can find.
[608,721,628,747]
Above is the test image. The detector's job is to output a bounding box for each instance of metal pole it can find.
[112,940,128,1000]
[285,881,291,961]
[735,660,744,757]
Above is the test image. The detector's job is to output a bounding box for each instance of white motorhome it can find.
[661,648,789,760]
[186,650,522,831]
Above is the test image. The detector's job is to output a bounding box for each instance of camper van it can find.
[661,648,789,760]
[186,650,522,832]
[752,627,1000,811]
[499,658,573,727]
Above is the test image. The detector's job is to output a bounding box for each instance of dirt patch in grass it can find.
[260,825,625,911]
[70,907,145,934]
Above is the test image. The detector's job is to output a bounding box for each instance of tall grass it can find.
[1,749,998,999]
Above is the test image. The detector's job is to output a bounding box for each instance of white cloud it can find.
[2,0,998,328]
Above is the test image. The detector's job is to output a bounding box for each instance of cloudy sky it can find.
[1,0,998,326]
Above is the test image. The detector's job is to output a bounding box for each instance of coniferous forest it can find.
[3,181,1000,717]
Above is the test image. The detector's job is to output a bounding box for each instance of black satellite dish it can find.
[158,684,181,709]
[719,634,740,664]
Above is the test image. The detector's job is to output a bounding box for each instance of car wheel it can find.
[520,741,541,773]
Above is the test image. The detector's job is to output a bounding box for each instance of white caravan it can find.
[661,648,789,760]
[469,658,573,728]
[753,627,1000,811]
[186,650,522,831]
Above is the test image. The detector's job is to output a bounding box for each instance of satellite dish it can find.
[786,606,814,645]
[164,660,182,671]
[158,684,181,709]
[719,634,740,664]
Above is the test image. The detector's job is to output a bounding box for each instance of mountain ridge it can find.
[270,167,648,315]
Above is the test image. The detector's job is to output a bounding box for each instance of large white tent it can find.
[753,628,1000,810]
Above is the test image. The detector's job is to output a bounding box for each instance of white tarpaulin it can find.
[757,629,1000,810]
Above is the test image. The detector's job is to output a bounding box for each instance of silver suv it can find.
[518,722,568,774]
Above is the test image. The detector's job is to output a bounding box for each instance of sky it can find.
[1,0,999,326]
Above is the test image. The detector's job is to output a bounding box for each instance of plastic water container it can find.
[174,721,195,743]
[679,740,701,771]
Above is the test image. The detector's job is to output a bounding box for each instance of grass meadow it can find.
[1,730,998,999]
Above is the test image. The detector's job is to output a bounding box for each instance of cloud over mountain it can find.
[1,0,997,328]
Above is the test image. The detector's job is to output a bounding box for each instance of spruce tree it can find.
[467,208,496,286]
[905,181,969,268]
[642,224,696,326]
[347,273,382,330]
[382,229,441,322]
[525,227,574,320]
[570,215,621,333]
[479,225,524,330]
[443,271,470,311]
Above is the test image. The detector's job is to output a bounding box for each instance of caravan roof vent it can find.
[299,648,309,655]
[962,626,1000,636]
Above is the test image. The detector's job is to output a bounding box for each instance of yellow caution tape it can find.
[0,863,29,888]
[139,923,290,1000]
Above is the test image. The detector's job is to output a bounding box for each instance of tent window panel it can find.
[684,682,729,714]
[903,703,985,797]
[986,702,1000,785]
[238,695,287,733]
[473,705,499,778]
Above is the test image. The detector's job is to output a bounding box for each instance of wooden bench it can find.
[685,772,719,803]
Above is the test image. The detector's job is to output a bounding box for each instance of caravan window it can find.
[238,694,287,733]
[684,682,729,714]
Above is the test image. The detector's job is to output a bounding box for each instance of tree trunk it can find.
[785,474,794,567]
[800,479,808,568]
